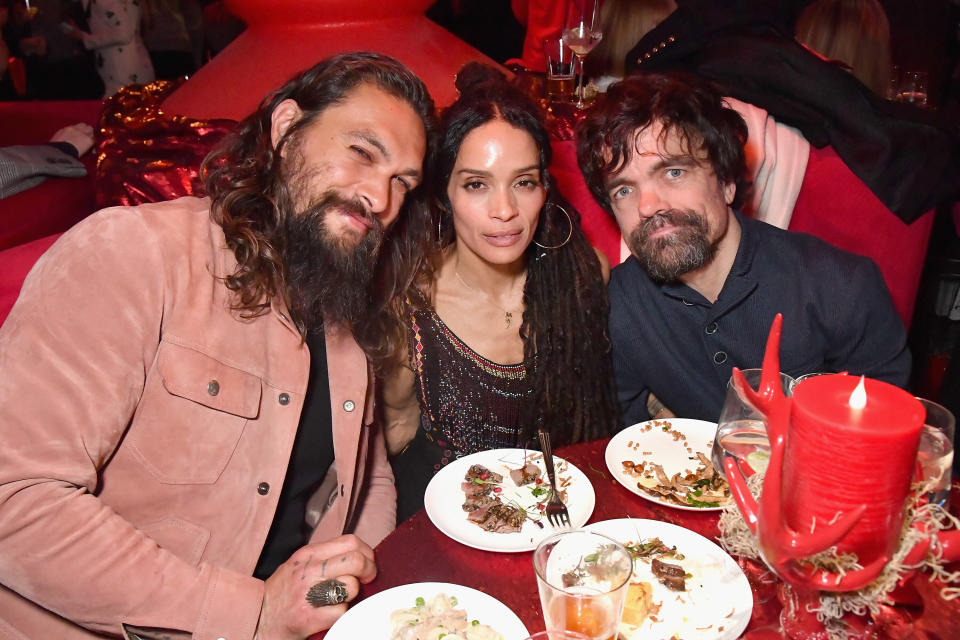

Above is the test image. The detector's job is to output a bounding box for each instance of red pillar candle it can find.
[784,375,924,568]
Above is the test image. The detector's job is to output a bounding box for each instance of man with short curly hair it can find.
[577,72,910,426]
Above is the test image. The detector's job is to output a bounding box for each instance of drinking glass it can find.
[895,70,929,107]
[562,0,603,109]
[543,37,576,102]
[533,530,632,640]
[524,632,590,640]
[915,397,955,506]
[711,368,795,480]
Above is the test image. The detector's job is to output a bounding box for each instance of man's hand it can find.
[50,123,95,157]
[256,534,377,639]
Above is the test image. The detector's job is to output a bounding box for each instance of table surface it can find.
[323,438,789,638]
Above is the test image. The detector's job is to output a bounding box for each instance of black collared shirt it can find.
[254,329,334,579]
[608,212,911,426]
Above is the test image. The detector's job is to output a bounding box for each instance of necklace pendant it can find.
[505,311,512,328]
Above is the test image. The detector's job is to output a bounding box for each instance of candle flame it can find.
[848,376,867,409]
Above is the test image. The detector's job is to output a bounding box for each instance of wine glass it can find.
[710,368,795,481]
[562,0,603,109]
[914,397,955,506]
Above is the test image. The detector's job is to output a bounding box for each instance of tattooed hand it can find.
[256,534,377,639]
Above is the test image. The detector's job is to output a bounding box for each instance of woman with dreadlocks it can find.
[382,63,620,521]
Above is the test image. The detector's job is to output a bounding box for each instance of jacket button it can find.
[343,400,355,412]
[278,393,290,405]
[257,482,270,495]
[705,322,718,335]
[713,351,728,364]
[207,380,220,396]
[340,484,345,496]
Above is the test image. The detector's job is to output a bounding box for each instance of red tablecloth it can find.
[329,439,775,638]
[319,438,960,639]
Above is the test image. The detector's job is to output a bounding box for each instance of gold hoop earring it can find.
[533,202,573,250]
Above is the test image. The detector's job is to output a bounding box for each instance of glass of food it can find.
[533,530,633,640]
[915,397,955,506]
[710,368,795,480]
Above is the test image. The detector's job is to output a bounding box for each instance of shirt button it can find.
[257,482,270,495]
[682,298,694,306]
[705,322,718,335]
[340,484,345,496]
[207,380,220,396]
[343,400,356,412]
[278,393,290,405]
[713,351,728,364]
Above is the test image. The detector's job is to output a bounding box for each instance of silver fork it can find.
[538,428,571,527]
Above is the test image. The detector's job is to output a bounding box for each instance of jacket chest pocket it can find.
[128,341,263,484]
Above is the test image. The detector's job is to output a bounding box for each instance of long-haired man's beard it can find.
[627,210,715,282]
[282,190,385,332]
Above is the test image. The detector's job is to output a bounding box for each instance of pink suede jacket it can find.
[0,197,396,639]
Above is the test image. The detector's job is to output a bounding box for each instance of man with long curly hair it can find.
[578,72,909,426]
[0,52,434,639]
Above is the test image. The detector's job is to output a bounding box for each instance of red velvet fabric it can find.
[0,233,61,327]
[790,146,934,330]
[0,100,103,252]
[332,439,958,639]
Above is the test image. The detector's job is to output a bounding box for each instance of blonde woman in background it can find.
[795,0,892,97]
[586,0,676,79]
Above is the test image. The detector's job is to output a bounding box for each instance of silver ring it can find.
[306,579,349,607]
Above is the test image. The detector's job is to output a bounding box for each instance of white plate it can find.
[605,418,728,511]
[424,448,595,552]
[585,519,752,640]
[326,582,529,640]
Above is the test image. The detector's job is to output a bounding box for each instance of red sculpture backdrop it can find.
[163,0,495,120]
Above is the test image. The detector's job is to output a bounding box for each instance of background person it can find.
[795,0,892,97]
[63,0,154,97]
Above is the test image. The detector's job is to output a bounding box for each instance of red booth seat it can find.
[0,233,61,328]
[0,100,103,252]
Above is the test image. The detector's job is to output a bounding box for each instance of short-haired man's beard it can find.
[627,210,715,282]
[281,191,384,332]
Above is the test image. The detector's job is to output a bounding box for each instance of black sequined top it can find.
[391,296,536,522]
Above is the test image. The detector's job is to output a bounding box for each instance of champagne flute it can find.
[562,0,603,109]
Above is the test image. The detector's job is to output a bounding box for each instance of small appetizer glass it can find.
[533,530,632,640]
[524,632,590,640]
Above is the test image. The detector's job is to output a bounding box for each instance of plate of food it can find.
[325,581,529,640]
[585,519,752,640]
[424,448,595,552]
[605,418,731,511]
